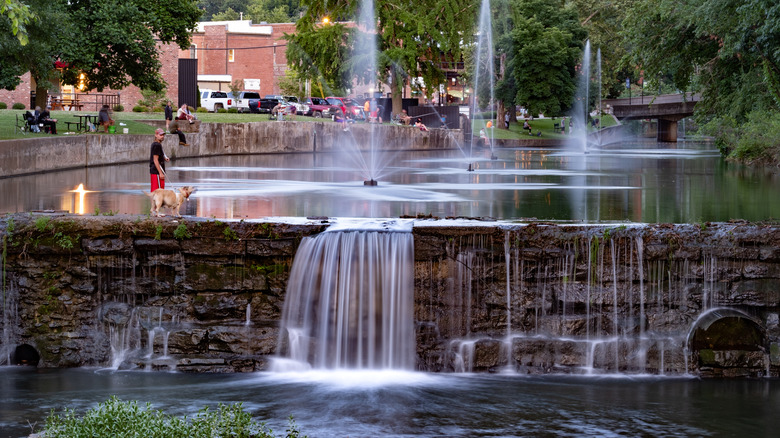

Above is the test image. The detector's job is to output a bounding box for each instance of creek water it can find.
[2,140,780,222]
[1,367,779,437]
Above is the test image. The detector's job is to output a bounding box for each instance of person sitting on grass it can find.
[98,105,114,132]
[523,119,532,135]
[39,106,57,134]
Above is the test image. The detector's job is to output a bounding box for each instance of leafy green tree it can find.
[0,0,71,102]
[503,0,586,117]
[212,7,240,21]
[621,0,780,120]
[1,0,33,44]
[0,0,202,107]
[197,0,250,20]
[286,0,476,114]
[247,0,301,23]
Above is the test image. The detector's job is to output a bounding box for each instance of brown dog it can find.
[144,186,195,217]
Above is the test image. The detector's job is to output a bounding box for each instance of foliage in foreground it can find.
[701,109,780,167]
[42,396,305,438]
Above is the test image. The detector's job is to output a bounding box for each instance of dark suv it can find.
[305,97,335,118]
[258,98,285,114]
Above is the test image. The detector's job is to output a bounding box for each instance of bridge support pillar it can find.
[657,119,678,142]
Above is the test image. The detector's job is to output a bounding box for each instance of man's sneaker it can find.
[179,142,189,146]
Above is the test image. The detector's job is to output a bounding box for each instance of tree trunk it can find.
[390,65,402,116]
[497,53,508,130]
[34,83,48,110]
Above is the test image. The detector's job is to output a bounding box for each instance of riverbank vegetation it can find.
[41,396,305,438]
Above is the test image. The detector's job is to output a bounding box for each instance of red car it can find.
[326,97,364,119]
[304,97,336,118]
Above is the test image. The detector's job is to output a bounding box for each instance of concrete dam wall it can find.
[1,214,778,377]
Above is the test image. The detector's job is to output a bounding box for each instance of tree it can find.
[503,0,586,117]
[1,0,34,45]
[620,0,780,120]
[247,0,302,23]
[197,0,250,21]
[286,0,476,114]
[212,7,240,21]
[2,0,202,107]
[0,0,71,99]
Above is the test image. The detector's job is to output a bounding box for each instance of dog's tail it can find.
[141,190,155,198]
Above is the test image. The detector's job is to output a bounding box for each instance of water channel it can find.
[3,140,780,222]
[3,139,780,437]
[2,367,779,437]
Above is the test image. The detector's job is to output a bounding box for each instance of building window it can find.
[190,44,197,59]
[228,49,235,62]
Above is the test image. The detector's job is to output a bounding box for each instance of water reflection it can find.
[1,368,778,437]
[2,140,779,222]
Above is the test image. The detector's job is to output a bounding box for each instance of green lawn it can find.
[0,108,618,141]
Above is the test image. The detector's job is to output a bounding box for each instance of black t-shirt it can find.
[149,141,165,174]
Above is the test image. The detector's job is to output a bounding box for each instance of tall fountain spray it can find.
[469,0,496,167]
[570,40,591,153]
[350,0,380,185]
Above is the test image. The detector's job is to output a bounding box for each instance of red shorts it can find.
[151,174,165,192]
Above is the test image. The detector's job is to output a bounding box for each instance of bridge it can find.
[602,93,700,142]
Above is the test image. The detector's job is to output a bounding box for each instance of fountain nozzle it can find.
[467,163,474,172]
[364,179,378,186]
[490,155,497,160]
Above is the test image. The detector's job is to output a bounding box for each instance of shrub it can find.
[113,104,124,112]
[12,102,25,110]
[0,102,7,109]
[217,107,228,113]
[152,106,164,112]
[228,107,239,113]
[41,396,305,438]
[196,107,207,113]
[132,105,148,112]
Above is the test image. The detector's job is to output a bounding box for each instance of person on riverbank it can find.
[523,119,532,135]
[164,101,173,132]
[480,128,488,147]
[176,103,195,124]
[150,128,170,192]
[39,106,57,134]
[98,105,114,133]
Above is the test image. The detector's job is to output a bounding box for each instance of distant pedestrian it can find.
[164,101,173,132]
[150,128,170,192]
[504,112,509,129]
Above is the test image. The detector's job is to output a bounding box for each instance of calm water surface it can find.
[1,367,778,437]
[3,140,780,222]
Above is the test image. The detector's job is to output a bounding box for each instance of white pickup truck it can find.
[199,90,233,112]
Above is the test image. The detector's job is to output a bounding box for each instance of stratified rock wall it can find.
[1,215,779,377]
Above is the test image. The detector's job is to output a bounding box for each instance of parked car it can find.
[283,96,309,115]
[258,97,289,114]
[304,97,335,118]
[233,91,262,113]
[326,97,363,120]
[265,95,302,115]
[200,90,233,112]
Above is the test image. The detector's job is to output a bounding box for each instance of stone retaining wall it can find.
[0,122,463,178]
[1,214,778,377]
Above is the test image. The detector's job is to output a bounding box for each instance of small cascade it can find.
[275,226,415,370]
[107,307,140,370]
[439,228,726,376]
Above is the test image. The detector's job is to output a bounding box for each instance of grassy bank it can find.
[0,108,618,141]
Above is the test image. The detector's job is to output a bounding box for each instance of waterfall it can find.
[276,229,415,370]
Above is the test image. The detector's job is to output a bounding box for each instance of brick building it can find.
[186,20,296,96]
